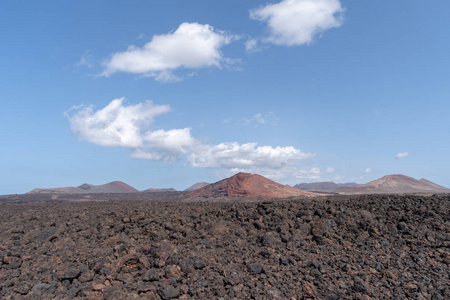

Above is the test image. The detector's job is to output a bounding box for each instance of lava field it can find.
[0,193,449,299]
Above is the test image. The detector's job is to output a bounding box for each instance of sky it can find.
[1,0,449,194]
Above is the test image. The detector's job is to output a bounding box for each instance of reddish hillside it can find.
[187,172,320,198]
[336,174,449,194]
[184,182,210,192]
[77,181,139,193]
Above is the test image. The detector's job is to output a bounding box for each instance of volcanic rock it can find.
[1,191,448,299]
[158,285,180,299]
[187,172,319,198]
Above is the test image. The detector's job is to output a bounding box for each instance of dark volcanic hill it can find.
[335,174,450,194]
[28,181,139,194]
[187,172,319,198]
[294,181,358,191]
[184,182,210,192]
[143,188,177,193]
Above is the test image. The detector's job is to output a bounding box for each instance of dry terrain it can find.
[188,173,319,198]
[0,192,449,299]
[28,181,139,195]
[335,175,450,194]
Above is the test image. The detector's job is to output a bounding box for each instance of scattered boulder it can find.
[158,285,180,299]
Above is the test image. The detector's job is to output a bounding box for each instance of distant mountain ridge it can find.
[187,172,320,198]
[335,175,449,194]
[143,188,177,193]
[28,181,139,194]
[26,174,450,195]
[294,181,358,191]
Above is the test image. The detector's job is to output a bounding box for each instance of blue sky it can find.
[1,0,449,194]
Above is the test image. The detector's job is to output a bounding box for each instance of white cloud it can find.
[141,128,197,160]
[216,166,320,184]
[66,98,196,162]
[326,167,335,173]
[77,50,94,68]
[145,70,183,83]
[253,112,277,125]
[65,98,171,149]
[189,142,314,169]
[254,113,266,124]
[67,98,315,171]
[223,112,278,126]
[396,152,410,159]
[364,168,372,173]
[102,22,235,79]
[242,111,278,126]
[245,39,260,53]
[250,0,344,46]
[293,167,321,180]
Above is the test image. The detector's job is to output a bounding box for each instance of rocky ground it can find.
[0,193,449,299]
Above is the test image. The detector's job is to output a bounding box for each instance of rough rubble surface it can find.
[0,194,449,299]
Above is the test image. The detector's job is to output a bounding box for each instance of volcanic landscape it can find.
[1,173,449,299]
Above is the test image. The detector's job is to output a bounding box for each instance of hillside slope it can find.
[187,172,320,198]
[336,175,449,194]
